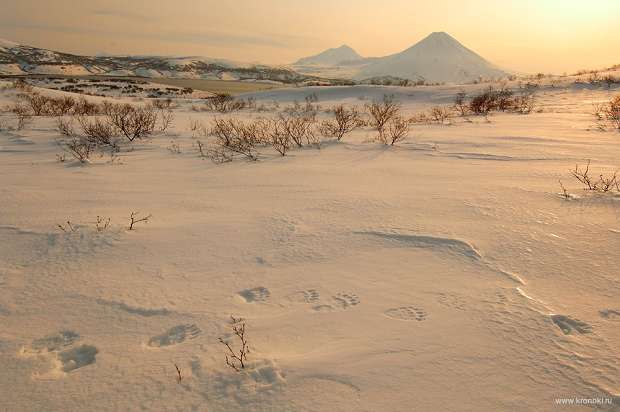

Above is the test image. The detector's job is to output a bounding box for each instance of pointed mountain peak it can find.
[294,44,363,66]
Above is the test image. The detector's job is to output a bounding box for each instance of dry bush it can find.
[593,96,620,130]
[495,87,515,111]
[366,95,401,134]
[49,96,77,116]
[469,88,497,115]
[380,115,409,145]
[76,115,119,149]
[571,160,619,192]
[104,103,156,142]
[319,105,362,141]
[209,117,260,161]
[277,113,316,148]
[267,119,292,156]
[469,86,535,116]
[20,92,50,116]
[429,106,452,124]
[205,93,246,112]
[65,137,95,163]
[204,145,234,163]
[513,91,536,114]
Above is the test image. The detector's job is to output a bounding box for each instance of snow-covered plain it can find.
[0,78,619,411]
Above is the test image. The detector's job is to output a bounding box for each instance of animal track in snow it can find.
[147,324,201,348]
[239,287,271,303]
[551,315,592,335]
[599,309,620,320]
[57,344,98,372]
[288,289,320,304]
[332,293,360,309]
[384,306,428,322]
[26,330,80,354]
[436,293,467,311]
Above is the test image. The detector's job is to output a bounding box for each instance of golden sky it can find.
[1,0,618,73]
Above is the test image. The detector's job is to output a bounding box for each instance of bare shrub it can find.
[380,115,409,145]
[495,87,515,111]
[205,145,234,163]
[205,93,246,113]
[210,118,259,161]
[219,316,250,372]
[366,95,400,135]
[571,160,619,192]
[319,105,362,140]
[76,115,119,149]
[278,113,316,148]
[429,106,451,124]
[49,96,76,116]
[105,103,156,142]
[21,92,50,116]
[267,119,292,156]
[65,137,95,163]
[128,212,151,230]
[469,88,497,116]
[514,91,536,114]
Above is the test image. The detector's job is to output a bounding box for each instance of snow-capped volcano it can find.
[291,32,508,83]
[357,32,507,83]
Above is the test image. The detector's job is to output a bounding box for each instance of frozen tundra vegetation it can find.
[0,69,619,411]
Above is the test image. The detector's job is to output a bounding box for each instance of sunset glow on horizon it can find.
[1,0,618,74]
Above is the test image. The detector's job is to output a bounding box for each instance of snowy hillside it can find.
[0,38,325,84]
[0,76,619,410]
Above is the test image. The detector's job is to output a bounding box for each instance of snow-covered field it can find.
[0,79,619,411]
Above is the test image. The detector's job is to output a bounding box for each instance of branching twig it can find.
[128,212,151,230]
[219,316,250,372]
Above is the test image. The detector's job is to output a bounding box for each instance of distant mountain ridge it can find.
[0,38,325,84]
[293,32,508,83]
